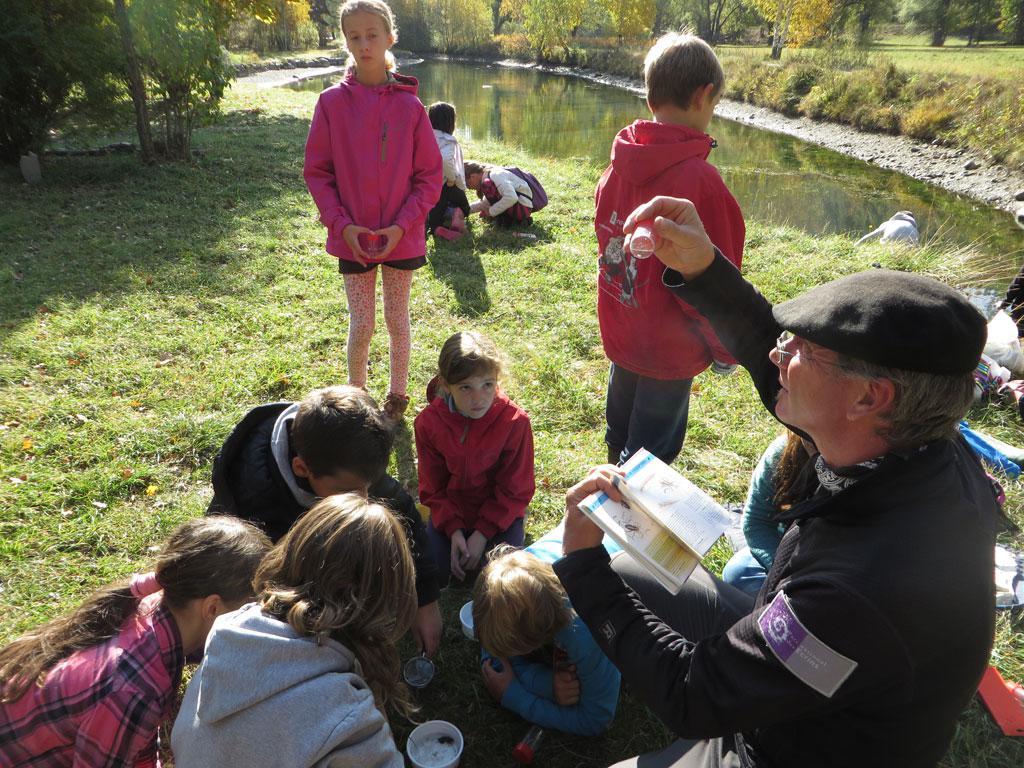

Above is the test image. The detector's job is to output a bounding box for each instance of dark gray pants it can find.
[607,553,756,768]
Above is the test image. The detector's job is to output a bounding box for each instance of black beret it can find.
[772,269,985,375]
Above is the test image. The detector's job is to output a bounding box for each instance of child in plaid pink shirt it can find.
[0,517,269,767]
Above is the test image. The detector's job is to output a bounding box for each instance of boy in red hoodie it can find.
[595,33,745,466]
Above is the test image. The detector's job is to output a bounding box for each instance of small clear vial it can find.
[512,725,544,764]
[628,220,658,258]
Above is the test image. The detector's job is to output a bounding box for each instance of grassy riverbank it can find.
[1,80,1022,767]
[408,34,1024,170]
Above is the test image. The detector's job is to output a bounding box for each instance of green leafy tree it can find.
[956,0,999,42]
[0,0,121,163]
[899,0,959,45]
[112,0,278,161]
[1002,0,1024,42]
[430,0,492,50]
[601,0,657,40]
[309,0,338,46]
[502,0,587,56]
[389,0,432,49]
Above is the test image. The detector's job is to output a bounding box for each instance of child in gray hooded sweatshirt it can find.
[172,494,417,768]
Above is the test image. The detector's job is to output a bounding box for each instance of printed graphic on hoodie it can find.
[598,210,647,308]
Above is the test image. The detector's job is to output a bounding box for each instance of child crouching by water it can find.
[473,544,620,736]
[0,517,271,767]
[172,494,414,768]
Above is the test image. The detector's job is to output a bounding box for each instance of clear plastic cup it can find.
[628,221,658,258]
[358,231,386,258]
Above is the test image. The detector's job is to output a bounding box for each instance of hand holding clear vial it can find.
[628,220,658,259]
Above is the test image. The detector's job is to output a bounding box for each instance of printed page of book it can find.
[578,478,700,594]
[620,449,732,556]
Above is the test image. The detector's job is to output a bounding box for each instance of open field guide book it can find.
[577,448,732,593]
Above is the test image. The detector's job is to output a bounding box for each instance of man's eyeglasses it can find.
[774,331,852,372]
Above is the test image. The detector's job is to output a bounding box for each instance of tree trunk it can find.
[930,0,951,46]
[857,8,872,45]
[112,0,154,162]
[492,0,507,35]
[1014,0,1024,45]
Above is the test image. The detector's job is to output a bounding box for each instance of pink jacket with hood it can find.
[303,71,442,264]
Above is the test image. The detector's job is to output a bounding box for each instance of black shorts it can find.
[338,255,427,275]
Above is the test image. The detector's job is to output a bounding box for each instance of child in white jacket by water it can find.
[426,102,470,240]
[464,161,537,227]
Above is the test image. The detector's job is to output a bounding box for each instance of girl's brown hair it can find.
[437,331,504,388]
[254,493,417,716]
[339,0,398,72]
[0,516,271,702]
[773,431,816,511]
[472,546,571,659]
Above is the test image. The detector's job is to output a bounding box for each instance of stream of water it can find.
[285,59,1022,264]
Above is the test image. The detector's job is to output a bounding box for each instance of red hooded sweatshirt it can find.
[413,389,535,539]
[594,120,745,379]
[303,71,442,265]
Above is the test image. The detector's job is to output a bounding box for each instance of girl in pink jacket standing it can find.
[303,0,442,421]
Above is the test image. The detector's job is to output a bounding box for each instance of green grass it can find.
[1,79,1023,767]
[717,38,1024,82]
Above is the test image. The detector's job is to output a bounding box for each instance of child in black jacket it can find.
[207,385,442,655]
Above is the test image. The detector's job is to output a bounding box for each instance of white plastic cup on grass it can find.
[407,720,464,768]
[459,601,475,640]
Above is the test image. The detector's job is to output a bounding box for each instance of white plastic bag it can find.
[983,310,1024,375]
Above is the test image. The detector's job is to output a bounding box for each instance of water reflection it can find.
[285,60,1021,258]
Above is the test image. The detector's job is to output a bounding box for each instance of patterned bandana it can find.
[813,453,884,494]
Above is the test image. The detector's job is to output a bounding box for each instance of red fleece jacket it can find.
[413,390,535,539]
[303,71,442,265]
[594,120,745,379]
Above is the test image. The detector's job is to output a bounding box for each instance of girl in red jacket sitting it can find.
[414,331,535,584]
[303,0,442,422]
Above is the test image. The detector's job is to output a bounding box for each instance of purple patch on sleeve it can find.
[758,591,857,698]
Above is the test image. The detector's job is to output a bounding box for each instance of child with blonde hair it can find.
[473,543,620,736]
[0,517,271,767]
[172,493,416,768]
[304,0,442,421]
[414,331,535,584]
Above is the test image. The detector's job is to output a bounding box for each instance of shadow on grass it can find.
[0,111,314,340]
[428,231,491,317]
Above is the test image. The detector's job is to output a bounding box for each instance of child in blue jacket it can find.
[472,531,620,736]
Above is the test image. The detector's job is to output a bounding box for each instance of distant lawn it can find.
[718,37,1024,81]
[1,78,1022,767]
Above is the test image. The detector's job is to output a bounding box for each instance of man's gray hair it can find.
[836,354,975,450]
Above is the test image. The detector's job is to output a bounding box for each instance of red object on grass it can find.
[978,665,1024,736]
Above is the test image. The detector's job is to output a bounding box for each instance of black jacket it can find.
[555,254,1000,767]
[207,402,440,607]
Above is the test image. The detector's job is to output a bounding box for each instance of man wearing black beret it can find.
[554,197,1001,768]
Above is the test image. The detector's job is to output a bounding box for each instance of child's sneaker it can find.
[450,208,466,232]
[434,226,462,241]
[382,392,410,422]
